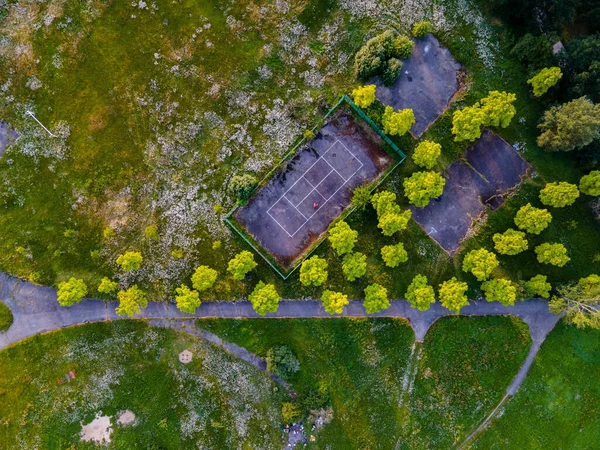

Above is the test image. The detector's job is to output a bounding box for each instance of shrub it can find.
[412,140,441,169]
[381,243,408,268]
[227,251,257,280]
[303,129,315,140]
[527,67,563,96]
[175,285,201,314]
[412,20,432,38]
[266,345,299,378]
[492,229,529,255]
[322,290,349,314]
[537,97,600,152]
[535,243,570,267]
[382,106,415,136]
[382,58,402,87]
[229,174,257,200]
[352,185,372,210]
[351,84,377,108]
[524,274,552,298]
[342,252,367,282]
[405,274,436,311]
[462,248,499,281]
[539,182,580,207]
[403,171,445,207]
[480,91,517,128]
[103,227,115,239]
[364,283,390,314]
[438,278,469,313]
[191,265,218,291]
[392,34,414,59]
[249,281,280,315]
[116,251,143,271]
[116,285,148,317]
[144,225,159,240]
[481,278,517,306]
[281,402,301,423]
[354,30,395,79]
[328,221,358,255]
[98,277,118,295]
[57,278,88,306]
[580,170,600,196]
[514,203,552,234]
[171,249,184,259]
[299,256,328,287]
[212,240,222,250]
[452,104,487,142]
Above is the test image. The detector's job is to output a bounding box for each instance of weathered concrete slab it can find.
[371,34,462,137]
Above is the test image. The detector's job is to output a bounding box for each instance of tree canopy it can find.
[452,104,487,142]
[403,171,445,207]
[352,85,377,108]
[514,203,552,234]
[116,251,143,271]
[524,274,552,299]
[549,275,600,328]
[322,290,349,315]
[452,91,517,141]
[527,66,563,97]
[175,285,201,314]
[116,285,148,317]
[364,283,390,314]
[539,182,580,207]
[412,20,432,38]
[57,278,88,306]
[381,243,408,268]
[328,221,358,255]
[462,248,499,281]
[342,252,367,282]
[249,281,280,316]
[412,140,441,169]
[439,278,469,313]
[98,277,118,295]
[229,174,257,200]
[299,256,328,287]
[493,229,529,255]
[405,274,436,311]
[227,251,258,280]
[535,243,570,267]
[191,265,218,291]
[382,106,415,136]
[352,185,372,210]
[580,170,600,196]
[481,278,517,306]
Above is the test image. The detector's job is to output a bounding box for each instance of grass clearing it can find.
[0,301,12,331]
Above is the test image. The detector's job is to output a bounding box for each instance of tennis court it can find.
[234,107,395,270]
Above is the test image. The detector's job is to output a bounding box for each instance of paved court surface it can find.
[411,130,531,254]
[371,33,462,137]
[235,108,393,269]
[0,122,20,156]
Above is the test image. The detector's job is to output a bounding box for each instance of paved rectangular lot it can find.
[235,108,394,269]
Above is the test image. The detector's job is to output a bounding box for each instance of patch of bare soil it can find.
[80,414,112,444]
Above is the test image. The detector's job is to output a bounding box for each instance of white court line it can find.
[267,140,364,237]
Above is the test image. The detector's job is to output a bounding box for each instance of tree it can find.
[342,252,367,282]
[403,171,445,207]
[462,248,499,281]
[322,290,349,314]
[144,225,159,240]
[514,203,552,234]
[378,210,412,236]
[481,278,517,306]
[412,140,441,169]
[524,274,552,298]
[266,345,299,378]
[116,285,148,317]
[452,104,487,142]
[382,106,415,136]
[354,30,395,80]
[299,256,328,287]
[580,170,600,196]
[393,34,414,59]
[191,265,218,291]
[537,97,600,151]
[412,20,432,38]
[57,278,88,306]
[116,251,143,271]
[352,185,372,210]
[328,221,358,255]
[480,91,517,128]
[352,85,377,108]
[535,243,570,267]
[549,275,600,328]
[249,281,280,315]
[382,58,402,86]
[527,67,563,97]
[98,277,118,295]
[364,283,390,314]
[492,229,529,255]
[439,278,469,313]
[175,285,201,314]
[227,251,258,280]
[565,34,600,103]
[381,243,408,268]
[229,174,257,200]
[371,190,399,217]
[405,274,436,311]
[539,182,580,207]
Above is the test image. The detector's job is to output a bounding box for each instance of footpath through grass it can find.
[471,321,600,449]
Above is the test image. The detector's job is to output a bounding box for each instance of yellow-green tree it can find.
[328,221,358,255]
[481,278,517,306]
[299,256,328,287]
[116,251,143,271]
[175,285,201,314]
[342,252,367,282]
[364,283,390,314]
[227,251,258,280]
[514,203,552,234]
[405,274,436,311]
[116,285,148,317]
[535,243,570,267]
[452,104,487,142]
[57,278,88,306]
[352,85,377,108]
[382,106,415,136]
[462,248,499,281]
[492,229,529,255]
[322,290,349,314]
[249,281,280,316]
[524,275,552,299]
[403,171,445,207]
[191,265,218,291]
[580,170,600,196]
[412,140,441,169]
[527,67,562,97]
[480,91,517,128]
[412,20,432,38]
[381,243,408,268]
[539,182,580,207]
[98,277,118,295]
[438,278,469,313]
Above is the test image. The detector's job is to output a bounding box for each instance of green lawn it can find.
[199,315,531,448]
[471,322,600,449]
[0,321,284,449]
[0,301,12,331]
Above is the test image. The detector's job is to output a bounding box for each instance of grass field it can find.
[0,301,12,331]
[0,0,598,302]
[471,322,600,449]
